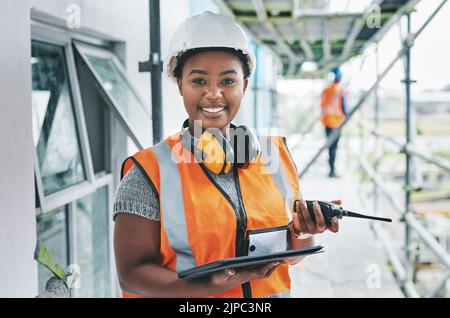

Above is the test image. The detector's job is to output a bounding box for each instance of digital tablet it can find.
[178,245,324,280]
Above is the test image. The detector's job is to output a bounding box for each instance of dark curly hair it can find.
[173,47,251,79]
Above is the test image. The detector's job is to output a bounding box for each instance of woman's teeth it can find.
[201,107,225,113]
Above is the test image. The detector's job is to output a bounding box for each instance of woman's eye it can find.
[222,79,234,85]
[192,78,206,85]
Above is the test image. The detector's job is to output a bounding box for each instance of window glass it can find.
[75,44,152,149]
[74,186,110,297]
[31,41,85,195]
[74,52,111,175]
[36,207,69,294]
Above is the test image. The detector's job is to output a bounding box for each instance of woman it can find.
[113,11,340,298]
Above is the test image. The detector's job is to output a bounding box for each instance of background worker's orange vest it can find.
[120,132,299,298]
[321,83,346,128]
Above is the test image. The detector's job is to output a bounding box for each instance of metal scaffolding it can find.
[347,1,448,298]
[215,0,423,78]
[215,0,450,297]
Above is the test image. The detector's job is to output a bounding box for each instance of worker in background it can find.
[113,11,342,298]
[320,67,347,178]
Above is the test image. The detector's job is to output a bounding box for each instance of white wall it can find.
[160,0,190,136]
[0,0,37,297]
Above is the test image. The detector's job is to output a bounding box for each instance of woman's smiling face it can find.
[176,50,248,133]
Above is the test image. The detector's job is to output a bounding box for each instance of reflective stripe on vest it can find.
[151,140,197,272]
[265,290,291,298]
[258,136,294,222]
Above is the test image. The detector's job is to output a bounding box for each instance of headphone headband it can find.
[180,119,237,135]
[179,119,260,174]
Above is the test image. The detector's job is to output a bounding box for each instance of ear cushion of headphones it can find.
[195,128,234,175]
[180,119,260,174]
[229,125,261,169]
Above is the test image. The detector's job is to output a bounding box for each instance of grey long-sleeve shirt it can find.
[112,129,240,222]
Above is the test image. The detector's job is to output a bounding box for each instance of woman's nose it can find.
[205,84,222,99]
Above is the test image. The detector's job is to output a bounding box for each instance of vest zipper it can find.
[232,166,252,299]
[198,163,252,298]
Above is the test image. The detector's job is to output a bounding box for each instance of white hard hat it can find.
[164,11,256,81]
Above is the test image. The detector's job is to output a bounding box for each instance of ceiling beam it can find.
[213,0,283,70]
[322,18,331,62]
[213,0,235,17]
[340,0,384,62]
[297,21,314,61]
[357,0,422,55]
[292,0,314,61]
[251,0,299,75]
[296,11,363,19]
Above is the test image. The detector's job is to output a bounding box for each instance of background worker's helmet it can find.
[331,67,342,80]
[164,11,257,81]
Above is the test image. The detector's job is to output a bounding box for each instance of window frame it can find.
[73,41,151,150]
[31,24,96,213]
[36,204,70,295]
[67,174,114,298]
[31,21,119,297]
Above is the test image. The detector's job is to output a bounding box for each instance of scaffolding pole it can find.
[402,11,416,289]
[373,43,381,217]
[139,0,163,144]
[150,0,163,144]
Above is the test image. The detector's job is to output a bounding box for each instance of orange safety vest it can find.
[120,131,300,298]
[320,83,346,128]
